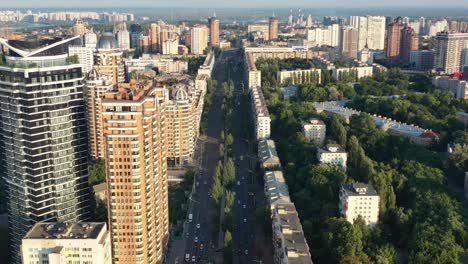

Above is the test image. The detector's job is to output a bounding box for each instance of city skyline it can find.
[2,0,468,8]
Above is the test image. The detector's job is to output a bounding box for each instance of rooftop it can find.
[342,183,378,196]
[258,139,281,166]
[264,171,290,205]
[24,222,106,240]
[321,144,346,153]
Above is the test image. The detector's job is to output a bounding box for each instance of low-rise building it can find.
[303,118,326,145]
[457,112,468,125]
[251,86,271,140]
[277,68,322,85]
[331,66,374,81]
[272,203,314,264]
[432,76,468,100]
[124,57,189,78]
[264,171,291,210]
[281,86,298,99]
[197,52,215,77]
[22,222,112,264]
[312,56,336,70]
[339,183,380,226]
[317,144,347,168]
[258,139,281,169]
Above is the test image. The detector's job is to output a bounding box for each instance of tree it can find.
[223,230,233,264]
[223,159,236,187]
[210,177,223,206]
[226,133,234,147]
[330,115,347,147]
[322,218,365,263]
[89,159,106,185]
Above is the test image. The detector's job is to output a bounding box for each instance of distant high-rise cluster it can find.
[386,17,419,63]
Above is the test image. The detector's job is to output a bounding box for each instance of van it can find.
[188,213,193,222]
[185,253,190,262]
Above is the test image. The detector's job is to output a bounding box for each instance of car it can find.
[191,255,196,262]
[238,249,242,255]
[196,223,200,229]
[243,204,246,209]
[200,243,204,250]
[185,253,190,262]
[238,200,241,204]
[243,218,247,223]
[204,180,207,185]
[237,181,240,186]
[240,155,244,161]
[244,249,249,255]
[194,237,198,243]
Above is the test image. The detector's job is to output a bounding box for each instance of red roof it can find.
[420,130,439,139]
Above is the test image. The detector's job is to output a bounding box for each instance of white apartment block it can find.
[277,68,322,85]
[191,25,209,55]
[68,46,95,74]
[317,144,347,168]
[339,183,380,226]
[22,222,112,264]
[197,52,215,77]
[250,85,271,140]
[124,57,188,76]
[302,118,326,145]
[332,66,373,81]
[162,38,179,55]
[248,24,270,40]
[350,15,386,51]
[432,76,468,100]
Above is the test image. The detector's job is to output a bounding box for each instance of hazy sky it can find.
[2,0,468,8]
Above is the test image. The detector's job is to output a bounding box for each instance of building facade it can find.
[269,16,279,40]
[386,17,405,62]
[0,37,90,263]
[191,25,209,55]
[435,32,468,74]
[209,15,220,47]
[68,45,95,74]
[340,27,359,59]
[22,222,111,264]
[101,81,169,264]
[94,33,125,84]
[302,118,326,145]
[339,183,380,226]
[317,144,347,168]
[400,26,419,64]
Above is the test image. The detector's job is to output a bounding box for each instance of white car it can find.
[191,255,196,262]
[194,237,198,243]
[242,204,246,209]
[243,218,247,223]
[196,223,200,229]
[237,181,240,186]
[244,249,249,255]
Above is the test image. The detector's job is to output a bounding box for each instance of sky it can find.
[2,0,468,8]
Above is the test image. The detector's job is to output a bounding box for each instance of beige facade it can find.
[302,118,326,145]
[85,69,115,160]
[277,68,322,85]
[22,222,111,264]
[101,80,169,264]
[339,183,380,226]
[191,25,209,55]
[94,48,125,85]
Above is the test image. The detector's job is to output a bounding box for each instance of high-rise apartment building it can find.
[435,32,468,74]
[72,19,86,36]
[269,16,279,40]
[191,25,209,55]
[340,26,359,59]
[68,45,95,74]
[22,222,112,264]
[209,14,220,46]
[0,37,90,263]
[101,80,169,264]
[85,69,114,160]
[115,22,130,50]
[83,31,98,48]
[149,23,160,53]
[400,26,419,64]
[130,24,143,49]
[386,17,405,62]
[95,33,125,84]
[350,16,386,51]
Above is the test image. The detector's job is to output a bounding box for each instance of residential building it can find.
[197,52,215,77]
[101,80,169,264]
[302,118,326,145]
[339,183,380,225]
[72,19,86,36]
[149,23,161,53]
[258,139,281,169]
[350,16,386,50]
[22,222,111,264]
[264,171,290,210]
[281,86,298,99]
[247,24,270,40]
[191,25,209,55]
[386,17,405,62]
[409,50,435,70]
[272,203,313,264]
[83,31,98,48]
[315,101,440,146]
[317,144,347,168]
[162,38,179,55]
[85,69,115,160]
[116,27,130,50]
[68,45,95,74]
[332,66,373,81]
[209,14,220,46]
[0,36,90,263]
[435,32,468,74]
[401,26,419,64]
[124,57,188,77]
[130,24,143,49]
[94,33,125,84]
[340,27,359,59]
[269,16,279,40]
[250,85,271,140]
[277,68,322,85]
[432,76,468,99]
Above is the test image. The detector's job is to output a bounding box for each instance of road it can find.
[181,51,226,263]
[224,49,258,264]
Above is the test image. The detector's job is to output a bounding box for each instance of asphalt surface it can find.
[182,51,226,264]
[226,49,258,264]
